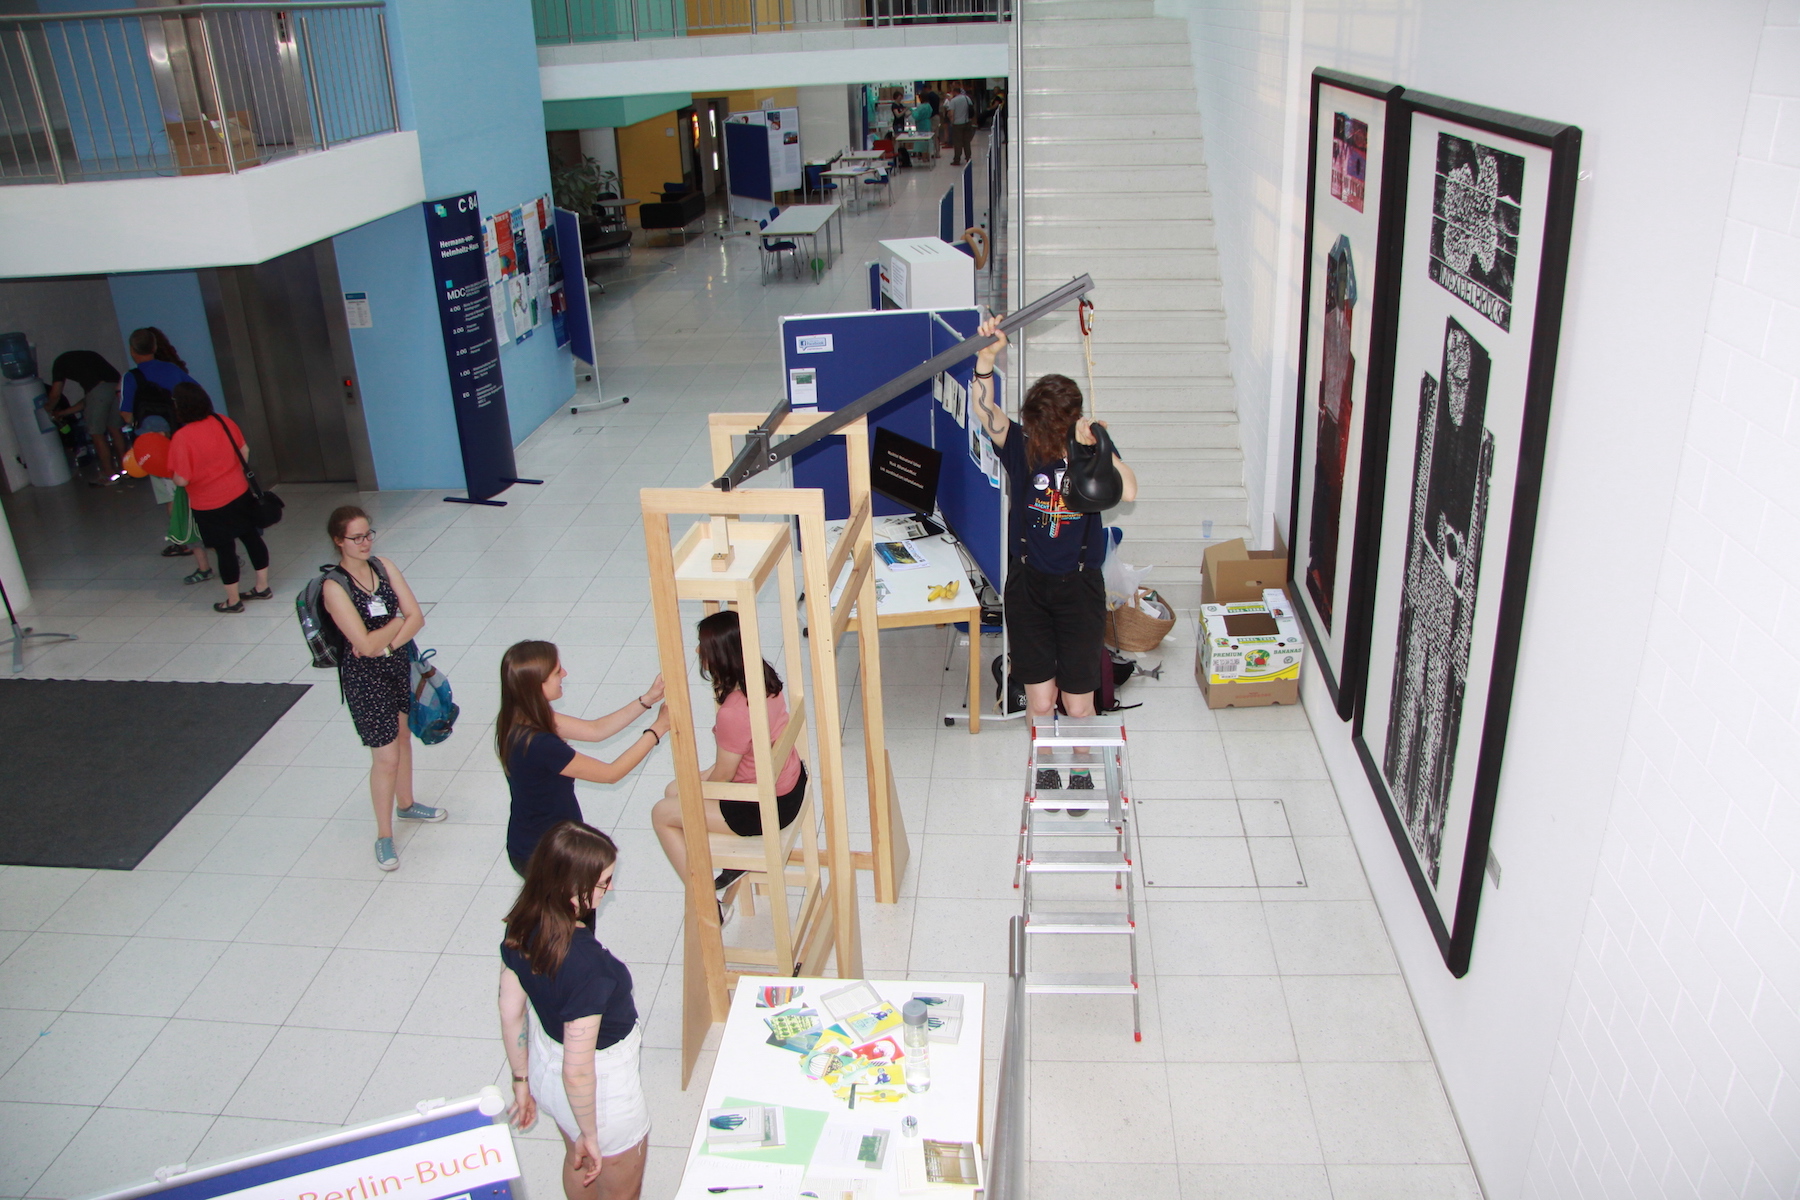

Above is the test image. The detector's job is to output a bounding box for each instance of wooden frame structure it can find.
[643,411,910,1085]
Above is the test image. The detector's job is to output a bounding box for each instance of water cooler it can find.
[2,377,72,488]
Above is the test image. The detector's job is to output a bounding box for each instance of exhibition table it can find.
[895,134,935,164]
[762,204,845,281]
[675,976,986,1199]
[826,517,985,733]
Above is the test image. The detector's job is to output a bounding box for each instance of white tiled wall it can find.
[1522,7,1800,1196]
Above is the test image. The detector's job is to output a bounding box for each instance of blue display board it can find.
[782,306,1002,591]
[964,162,975,232]
[423,194,519,503]
[553,207,595,366]
[106,1105,514,1200]
[939,187,955,244]
[725,121,771,202]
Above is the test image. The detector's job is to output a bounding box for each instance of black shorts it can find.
[720,763,807,837]
[1004,560,1104,694]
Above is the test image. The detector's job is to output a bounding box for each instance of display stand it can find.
[642,411,910,1087]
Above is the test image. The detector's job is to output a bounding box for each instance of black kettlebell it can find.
[1063,420,1123,513]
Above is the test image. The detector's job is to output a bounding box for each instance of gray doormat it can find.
[0,678,310,869]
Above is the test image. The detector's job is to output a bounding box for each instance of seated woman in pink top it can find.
[651,609,806,898]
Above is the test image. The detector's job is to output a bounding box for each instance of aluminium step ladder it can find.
[1014,715,1141,1040]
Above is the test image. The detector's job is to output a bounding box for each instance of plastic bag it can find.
[1103,556,1152,611]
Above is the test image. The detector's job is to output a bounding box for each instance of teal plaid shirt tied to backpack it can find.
[407,645,459,745]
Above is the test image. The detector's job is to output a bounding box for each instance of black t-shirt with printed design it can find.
[1000,419,1106,575]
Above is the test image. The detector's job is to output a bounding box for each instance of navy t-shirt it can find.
[120,359,196,415]
[501,924,637,1048]
[1000,419,1105,575]
[505,730,580,866]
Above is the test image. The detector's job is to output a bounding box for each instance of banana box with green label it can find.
[1197,588,1305,686]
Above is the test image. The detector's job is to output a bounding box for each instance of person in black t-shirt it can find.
[45,349,123,482]
[969,314,1137,721]
[497,640,670,875]
[499,821,649,1200]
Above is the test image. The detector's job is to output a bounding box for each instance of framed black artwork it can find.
[1287,69,1406,720]
[1352,93,1581,977]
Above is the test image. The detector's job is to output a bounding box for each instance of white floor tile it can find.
[0,869,94,932]
[0,1010,166,1106]
[137,873,280,942]
[286,948,437,1034]
[238,876,379,948]
[1029,1060,1177,1163]
[220,1025,392,1124]
[0,932,128,1010]
[37,871,183,937]
[336,880,477,954]
[68,936,225,1017]
[1281,975,1432,1064]
[0,1099,94,1197]
[188,1116,338,1170]
[1167,1063,1322,1165]
[345,1033,502,1125]
[398,954,502,1040]
[1178,1163,1333,1199]
[1326,1162,1485,1198]
[105,1019,276,1114]
[1157,975,1297,1062]
[1264,902,1401,976]
[1304,1062,1469,1165]
[176,942,331,1026]
[28,1106,213,1200]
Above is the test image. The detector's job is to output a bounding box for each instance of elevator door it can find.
[202,241,374,487]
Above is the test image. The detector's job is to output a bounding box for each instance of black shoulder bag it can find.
[214,414,285,528]
[1063,421,1124,513]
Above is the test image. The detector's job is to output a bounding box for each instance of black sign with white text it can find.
[423,193,517,502]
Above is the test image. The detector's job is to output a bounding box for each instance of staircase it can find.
[1013,0,1248,609]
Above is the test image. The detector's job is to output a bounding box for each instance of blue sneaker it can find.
[375,836,399,871]
[396,802,447,823]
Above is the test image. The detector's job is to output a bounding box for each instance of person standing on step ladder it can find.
[968,314,1137,728]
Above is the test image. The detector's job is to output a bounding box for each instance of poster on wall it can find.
[1287,70,1405,720]
[1352,94,1580,977]
[423,192,519,503]
[483,196,552,345]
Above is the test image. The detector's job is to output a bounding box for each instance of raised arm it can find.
[970,315,1010,447]
[560,703,673,784]
[553,674,665,743]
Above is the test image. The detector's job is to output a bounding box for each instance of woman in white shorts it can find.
[499,821,650,1200]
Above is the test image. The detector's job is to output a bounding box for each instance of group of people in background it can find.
[891,80,1002,169]
[43,327,275,612]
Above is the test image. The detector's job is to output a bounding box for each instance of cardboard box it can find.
[1201,534,1290,605]
[1195,588,1305,708]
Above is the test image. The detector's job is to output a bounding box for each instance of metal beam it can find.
[713,273,1093,492]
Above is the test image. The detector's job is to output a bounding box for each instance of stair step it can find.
[1023,16,1189,45]
[1025,163,1211,190]
[1025,139,1208,167]
[1023,65,1196,91]
[1026,247,1220,279]
[1023,0,1158,18]
[1025,972,1139,995]
[1024,850,1133,873]
[1106,422,1240,450]
[1026,913,1137,934]
[1025,191,1215,221]
[1062,386,1237,413]
[1020,91,1196,118]
[1024,218,1216,251]
[1023,42,1192,68]
[1021,114,1206,143]
[1025,352,1234,381]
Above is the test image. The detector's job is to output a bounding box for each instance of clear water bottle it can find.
[902,999,931,1093]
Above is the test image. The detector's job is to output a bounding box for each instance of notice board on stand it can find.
[423,193,519,503]
[781,306,1002,591]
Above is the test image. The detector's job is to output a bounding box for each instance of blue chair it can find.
[759,207,798,282]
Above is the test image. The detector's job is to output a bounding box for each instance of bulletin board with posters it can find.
[483,195,556,346]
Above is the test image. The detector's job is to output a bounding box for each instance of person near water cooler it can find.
[968,314,1137,722]
[167,383,270,613]
[43,349,124,484]
[121,327,211,578]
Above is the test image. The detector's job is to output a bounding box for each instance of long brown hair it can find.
[1020,373,1083,470]
[497,640,561,772]
[502,821,617,977]
[696,610,782,706]
[128,326,186,369]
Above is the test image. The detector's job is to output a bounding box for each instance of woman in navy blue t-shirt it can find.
[498,820,648,1199]
[497,640,671,875]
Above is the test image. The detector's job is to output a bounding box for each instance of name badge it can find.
[367,598,388,618]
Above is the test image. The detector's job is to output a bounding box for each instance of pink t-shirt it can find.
[713,689,803,794]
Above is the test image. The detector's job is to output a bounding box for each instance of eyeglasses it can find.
[596,878,614,894]
[344,530,376,545]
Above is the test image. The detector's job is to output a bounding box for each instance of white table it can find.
[761,203,844,282]
[825,517,985,732]
[839,149,888,163]
[824,166,879,213]
[675,976,986,1199]
[895,134,934,164]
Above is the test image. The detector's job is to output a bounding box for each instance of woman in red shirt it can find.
[167,383,272,613]
[649,610,807,899]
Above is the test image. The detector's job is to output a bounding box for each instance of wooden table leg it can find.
[966,606,982,733]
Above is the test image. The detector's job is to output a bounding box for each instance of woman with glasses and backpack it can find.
[322,504,446,872]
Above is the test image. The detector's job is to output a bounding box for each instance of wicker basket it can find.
[1106,587,1176,653]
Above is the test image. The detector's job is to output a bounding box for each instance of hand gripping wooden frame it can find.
[642,412,909,1086]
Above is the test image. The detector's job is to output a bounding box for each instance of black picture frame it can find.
[1286,69,1408,721]
[1351,92,1581,977]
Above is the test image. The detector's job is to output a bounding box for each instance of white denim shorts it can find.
[528,1013,650,1157]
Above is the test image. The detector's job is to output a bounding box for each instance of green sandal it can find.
[183,568,214,585]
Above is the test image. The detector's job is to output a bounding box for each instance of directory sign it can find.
[423,193,518,502]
